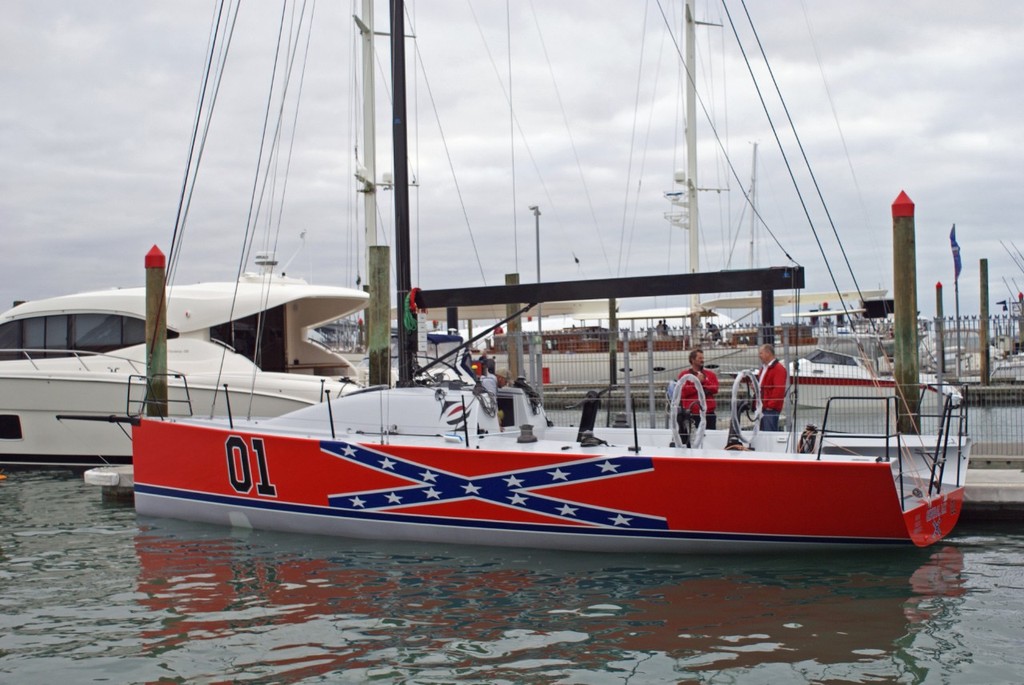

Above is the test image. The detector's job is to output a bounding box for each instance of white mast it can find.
[685,0,700,335]
[355,0,377,280]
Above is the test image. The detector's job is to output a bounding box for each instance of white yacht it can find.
[0,272,368,467]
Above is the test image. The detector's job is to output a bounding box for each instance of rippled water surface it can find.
[2,470,1023,684]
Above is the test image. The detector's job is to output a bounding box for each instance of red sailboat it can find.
[131,0,970,554]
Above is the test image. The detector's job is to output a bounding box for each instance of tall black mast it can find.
[390,0,414,384]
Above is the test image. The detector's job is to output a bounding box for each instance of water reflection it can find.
[134,519,968,684]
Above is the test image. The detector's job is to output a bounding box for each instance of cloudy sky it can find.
[2,0,1022,319]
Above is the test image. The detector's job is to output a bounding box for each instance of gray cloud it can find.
[2,1,1022,317]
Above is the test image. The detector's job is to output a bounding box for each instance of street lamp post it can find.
[529,205,543,394]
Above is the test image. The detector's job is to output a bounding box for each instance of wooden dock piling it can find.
[892,191,920,433]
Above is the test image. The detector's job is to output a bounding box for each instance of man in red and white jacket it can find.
[678,348,719,430]
[755,343,788,431]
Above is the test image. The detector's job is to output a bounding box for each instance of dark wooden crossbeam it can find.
[417,266,803,308]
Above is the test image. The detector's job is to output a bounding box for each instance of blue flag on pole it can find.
[950,224,962,282]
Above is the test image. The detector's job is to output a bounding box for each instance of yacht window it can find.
[75,314,122,351]
[0,321,20,349]
[16,315,70,352]
[807,350,856,366]
[0,314,155,355]
[23,318,44,349]
[124,317,147,346]
[209,305,285,372]
[0,415,22,440]
[45,315,69,349]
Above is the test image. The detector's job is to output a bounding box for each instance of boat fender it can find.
[444,432,464,443]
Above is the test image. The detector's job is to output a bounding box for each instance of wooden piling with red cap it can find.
[145,246,167,417]
[892,191,920,433]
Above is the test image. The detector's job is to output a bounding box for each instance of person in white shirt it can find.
[480,367,498,397]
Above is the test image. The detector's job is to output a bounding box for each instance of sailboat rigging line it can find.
[235,2,289,280]
[1011,241,1024,270]
[220,2,291,419]
[268,1,318,264]
[165,0,241,416]
[462,2,619,280]
[167,0,226,280]
[797,0,879,272]
[527,0,610,278]
[731,3,915,414]
[731,0,870,327]
[449,2,517,270]
[1002,277,1018,305]
[1005,240,1024,275]
[625,25,671,277]
[654,1,795,269]
[406,28,487,284]
[716,1,861,322]
[617,0,651,278]
[243,2,315,272]
[242,4,318,419]
[998,241,1021,273]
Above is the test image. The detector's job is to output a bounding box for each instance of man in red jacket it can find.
[678,348,719,430]
[756,343,788,431]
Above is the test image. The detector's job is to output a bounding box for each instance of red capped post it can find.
[145,246,168,417]
[891,190,915,218]
[892,191,919,432]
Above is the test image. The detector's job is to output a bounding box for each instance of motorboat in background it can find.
[992,353,1024,382]
[0,270,367,467]
[791,335,898,407]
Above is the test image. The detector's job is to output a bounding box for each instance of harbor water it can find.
[2,470,1023,684]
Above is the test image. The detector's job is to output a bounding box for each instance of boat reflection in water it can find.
[134,522,966,683]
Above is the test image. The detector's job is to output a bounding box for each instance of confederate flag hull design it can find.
[133,418,965,553]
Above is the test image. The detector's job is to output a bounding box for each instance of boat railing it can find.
[930,385,969,494]
[817,395,898,462]
[818,388,969,510]
[1,347,147,374]
[127,373,194,418]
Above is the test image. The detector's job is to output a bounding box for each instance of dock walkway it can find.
[963,457,1024,520]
